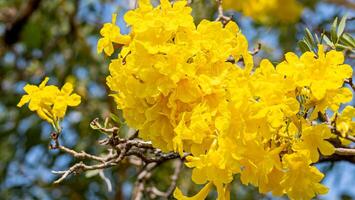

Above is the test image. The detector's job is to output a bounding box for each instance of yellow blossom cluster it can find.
[223,0,303,24]
[99,0,353,200]
[18,77,81,127]
[335,106,354,137]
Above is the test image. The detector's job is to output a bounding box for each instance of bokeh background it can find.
[0,0,354,199]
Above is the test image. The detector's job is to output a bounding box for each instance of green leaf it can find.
[298,40,311,53]
[315,33,320,44]
[337,15,347,38]
[331,17,338,43]
[305,28,315,48]
[110,113,121,124]
[104,117,109,128]
[335,43,351,51]
[323,34,334,48]
[85,169,100,178]
[340,33,355,48]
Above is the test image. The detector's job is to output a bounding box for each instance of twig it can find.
[335,148,355,156]
[215,0,231,26]
[325,0,355,9]
[52,161,117,184]
[4,0,42,45]
[99,170,113,192]
[250,43,261,56]
[57,145,106,163]
[132,162,158,200]
[50,122,183,185]
[345,78,355,91]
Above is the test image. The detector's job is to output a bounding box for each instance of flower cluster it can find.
[223,0,303,24]
[99,1,353,200]
[18,77,81,128]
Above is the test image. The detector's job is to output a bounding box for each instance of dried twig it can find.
[250,43,262,56]
[50,118,184,189]
[335,148,355,156]
[4,0,42,45]
[215,0,231,26]
[345,78,355,91]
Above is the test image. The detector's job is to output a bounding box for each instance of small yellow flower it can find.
[97,13,131,56]
[293,124,335,162]
[17,77,59,123]
[18,77,81,125]
[52,83,81,118]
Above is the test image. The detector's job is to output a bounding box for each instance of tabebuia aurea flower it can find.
[223,0,303,24]
[15,0,353,199]
[18,77,81,130]
[97,0,353,199]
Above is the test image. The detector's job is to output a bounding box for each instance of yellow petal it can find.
[61,82,74,94]
[111,13,117,24]
[97,38,107,54]
[28,97,40,111]
[37,108,53,123]
[17,95,30,107]
[174,182,212,200]
[23,84,38,94]
[68,94,81,106]
[318,141,335,156]
[104,43,114,56]
[39,77,50,88]
[311,81,326,100]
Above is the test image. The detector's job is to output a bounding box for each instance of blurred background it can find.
[0,0,354,199]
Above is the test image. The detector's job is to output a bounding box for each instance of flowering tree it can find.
[3,0,355,199]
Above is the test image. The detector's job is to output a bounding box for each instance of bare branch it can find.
[57,145,106,163]
[99,170,113,192]
[4,0,42,45]
[215,0,231,26]
[50,121,184,185]
[250,43,262,56]
[132,162,158,200]
[345,78,355,92]
[52,161,117,184]
[335,148,355,156]
[325,0,355,9]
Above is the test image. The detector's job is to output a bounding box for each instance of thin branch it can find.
[215,0,231,26]
[99,170,113,192]
[52,161,117,184]
[50,122,183,185]
[325,0,355,9]
[250,43,261,56]
[345,78,355,92]
[132,162,158,200]
[335,148,355,156]
[57,145,106,163]
[146,159,183,198]
[4,0,42,45]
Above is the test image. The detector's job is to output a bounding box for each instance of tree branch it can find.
[215,0,231,26]
[335,148,355,156]
[325,0,355,9]
[4,0,42,45]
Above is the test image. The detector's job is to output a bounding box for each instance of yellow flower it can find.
[293,124,335,162]
[277,45,353,114]
[100,1,353,200]
[281,152,329,200]
[174,182,213,200]
[97,13,131,56]
[175,148,233,200]
[17,77,59,123]
[52,83,81,118]
[18,77,81,125]
[335,106,355,137]
[223,0,303,24]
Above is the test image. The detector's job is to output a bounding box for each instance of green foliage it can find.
[298,15,355,54]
